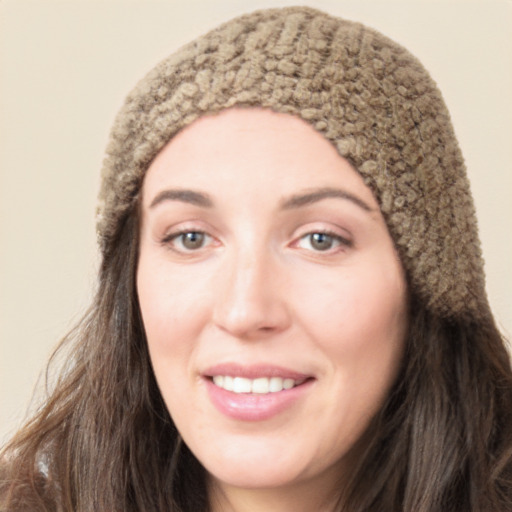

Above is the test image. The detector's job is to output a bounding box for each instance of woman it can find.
[1,6,511,511]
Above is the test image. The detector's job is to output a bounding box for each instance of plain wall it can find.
[1,0,511,444]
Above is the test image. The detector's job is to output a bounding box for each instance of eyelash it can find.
[161,230,214,253]
[294,230,352,253]
[161,228,352,256]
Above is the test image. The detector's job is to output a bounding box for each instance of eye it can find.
[164,231,213,252]
[296,232,350,252]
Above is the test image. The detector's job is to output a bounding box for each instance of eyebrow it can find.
[149,189,213,209]
[148,186,374,213]
[281,187,374,212]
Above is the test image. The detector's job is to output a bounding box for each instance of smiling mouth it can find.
[205,368,315,421]
[211,375,308,394]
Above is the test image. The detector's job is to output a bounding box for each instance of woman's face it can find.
[137,108,407,498]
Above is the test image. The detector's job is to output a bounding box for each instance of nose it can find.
[212,247,291,340]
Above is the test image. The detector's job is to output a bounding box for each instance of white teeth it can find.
[212,376,300,394]
[283,378,295,390]
[233,377,252,393]
[224,375,234,391]
[251,377,269,394]
[269,376,283,392]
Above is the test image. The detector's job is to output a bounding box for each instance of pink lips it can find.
[203,364,314,422]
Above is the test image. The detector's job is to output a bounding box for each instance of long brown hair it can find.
[1,204,512,511]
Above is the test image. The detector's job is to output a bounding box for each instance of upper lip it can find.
[202,363,312,381]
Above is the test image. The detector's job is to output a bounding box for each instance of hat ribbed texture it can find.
[97,6,489,319]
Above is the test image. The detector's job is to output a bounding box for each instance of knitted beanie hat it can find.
[97,6,489,320]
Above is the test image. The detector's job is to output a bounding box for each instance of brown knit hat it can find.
[97,6,489,320]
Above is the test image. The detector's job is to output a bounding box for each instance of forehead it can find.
[141,108,379,210]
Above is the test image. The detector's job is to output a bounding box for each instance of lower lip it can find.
[204,378,313,422]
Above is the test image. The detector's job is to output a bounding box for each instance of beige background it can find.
[1,0,511,444]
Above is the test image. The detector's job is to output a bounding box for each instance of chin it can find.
[194,434,341,493]
[207,463,305,491]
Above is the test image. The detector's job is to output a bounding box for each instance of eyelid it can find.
[156,221,353,256]
[163,229,210,243]
[290,226,353,253]
[159,222,220,255]
[161,231,214,255]
[157,218,216,241]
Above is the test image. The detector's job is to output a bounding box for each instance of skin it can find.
[137,108,408,512]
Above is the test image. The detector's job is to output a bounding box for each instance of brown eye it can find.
[297,232,350,252]
[309,233,335,251]
[180,232,205,250]
[169,231,211,252]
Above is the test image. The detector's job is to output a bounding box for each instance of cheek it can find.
[138,258,209,341]
[137,260,208,426]
[296,259,407,382]
[136,259,206,389]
